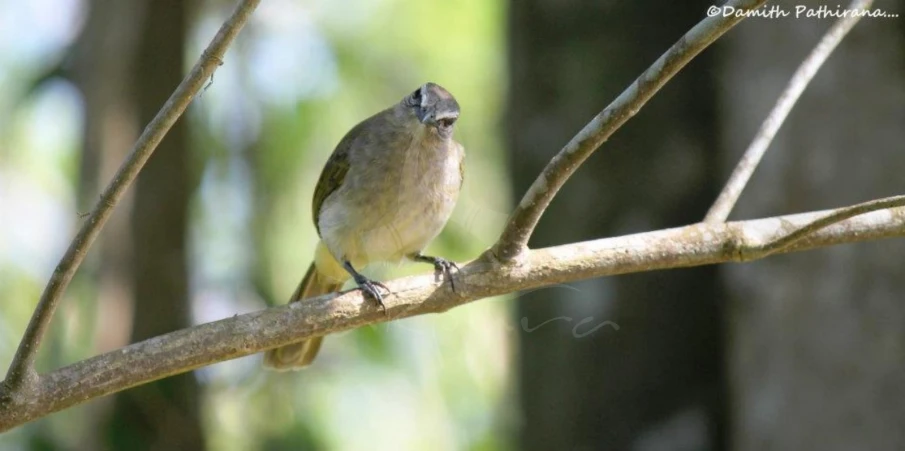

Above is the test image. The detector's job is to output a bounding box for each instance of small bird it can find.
[263,82,464,370]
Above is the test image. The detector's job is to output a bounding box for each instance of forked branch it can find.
[1,198,903,431]
[491,0,767,260]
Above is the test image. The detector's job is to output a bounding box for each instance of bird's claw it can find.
[354,275,390,313]
[430,257,459,292]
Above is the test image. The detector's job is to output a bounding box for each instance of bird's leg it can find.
[410,253,459,292]
[343,260,390,313]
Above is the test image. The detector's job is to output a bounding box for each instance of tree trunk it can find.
[105,1,206,449]
[508,1,724,449]
[68,1,144,449]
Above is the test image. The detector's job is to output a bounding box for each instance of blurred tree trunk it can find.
[508,1,724,450]
[68,1,144,449]
[720,8,905,451]
[72,0,143,362]
[103,0,206,449]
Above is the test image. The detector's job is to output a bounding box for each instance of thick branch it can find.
[2,200,903,431]
[704,0,872,223]
[2,0,261,393]
[491,0,767,261]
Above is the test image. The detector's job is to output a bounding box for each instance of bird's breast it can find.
[319,136,463,265]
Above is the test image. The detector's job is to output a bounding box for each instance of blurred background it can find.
[1,0,903,450]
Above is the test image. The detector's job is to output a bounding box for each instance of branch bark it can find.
[1,199,903,431]
[491,0,766,261]
[2,0,261,394]
[704,0,873,223]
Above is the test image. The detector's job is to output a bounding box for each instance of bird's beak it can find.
[417,109,432,125]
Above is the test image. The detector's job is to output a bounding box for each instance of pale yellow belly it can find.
[316,146,461,276]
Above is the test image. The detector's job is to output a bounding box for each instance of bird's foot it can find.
[353,273,390,313]
[413,254,460,292]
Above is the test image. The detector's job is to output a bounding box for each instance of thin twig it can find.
[748,194,905,258]
[1,0,261,393]
[703,0,873,223]
[1,199,903,431]
[490,0,767,262]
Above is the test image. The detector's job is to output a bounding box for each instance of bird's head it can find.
[402,82,460,139]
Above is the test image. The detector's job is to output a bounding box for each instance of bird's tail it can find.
[263,263,343,370]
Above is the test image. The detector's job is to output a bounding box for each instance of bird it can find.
[263,82,464,370]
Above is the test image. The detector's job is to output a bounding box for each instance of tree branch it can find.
[2,198,903,431]
[490,0,767,261]
[703,0,873,223]
[2,0,261,394]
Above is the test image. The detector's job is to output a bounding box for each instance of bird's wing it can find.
[312,106,400,235]
[312,127,357,236]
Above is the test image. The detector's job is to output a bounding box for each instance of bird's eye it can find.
[405,88,423,107]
